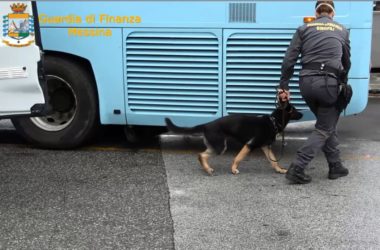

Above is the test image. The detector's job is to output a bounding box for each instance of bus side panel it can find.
[37,1,353,29]
[343,0,372,115]
[349,29,372,78]
[345,28,372,115]
[345,79,368,115]
[40,27,126,125]
[37,1,373,127]
[222,29,309,118]
[349,1,374,29]
[123,29,223,127]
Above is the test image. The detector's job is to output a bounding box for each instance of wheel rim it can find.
[31,75,77,132]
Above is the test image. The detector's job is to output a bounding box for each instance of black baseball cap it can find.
[315,0,335,10]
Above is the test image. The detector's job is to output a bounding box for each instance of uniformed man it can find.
[278,0,351,184]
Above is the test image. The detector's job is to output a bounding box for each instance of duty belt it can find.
[302,62,341,76]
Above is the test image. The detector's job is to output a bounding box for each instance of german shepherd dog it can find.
[165,102,303,175]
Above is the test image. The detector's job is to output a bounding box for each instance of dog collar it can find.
[269,116,279,134]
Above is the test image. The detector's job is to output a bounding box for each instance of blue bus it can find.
[10,1,373,148]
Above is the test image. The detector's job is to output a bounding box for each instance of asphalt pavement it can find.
[160,98,380,249]
[0,135,174,249]
[0,98,379,249]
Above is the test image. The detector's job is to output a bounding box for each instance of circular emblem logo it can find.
[2,3,35,47]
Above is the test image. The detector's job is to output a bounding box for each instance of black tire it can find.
[12,56,99,149]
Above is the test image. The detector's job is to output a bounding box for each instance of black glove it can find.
[337,83,353,112]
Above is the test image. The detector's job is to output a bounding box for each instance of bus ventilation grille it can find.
[229,3,256,23]
[225,31,307,115]
[126,32,220,116]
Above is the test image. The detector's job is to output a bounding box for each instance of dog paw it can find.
[206,168,215,176]
[276,168,287,174]
[231,169,240,175]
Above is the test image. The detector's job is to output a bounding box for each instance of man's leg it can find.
[322,129,341,164]
[320,103,349,179]
[293,76,339,169]
[322,129,349,179]
[286,76,339,183]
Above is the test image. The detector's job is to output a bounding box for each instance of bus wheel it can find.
[12,56,99,149]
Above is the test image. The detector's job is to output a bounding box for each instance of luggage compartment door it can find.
[123,28,223,127]
[0,1,45,117]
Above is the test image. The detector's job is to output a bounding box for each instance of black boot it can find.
[286,164,312,184]
[328,162,349,179]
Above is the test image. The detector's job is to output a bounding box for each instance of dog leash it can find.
[267,90,287,163]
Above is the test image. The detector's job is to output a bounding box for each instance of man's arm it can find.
[279,28,302,90]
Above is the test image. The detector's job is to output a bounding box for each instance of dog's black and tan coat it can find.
[165,102,303,175]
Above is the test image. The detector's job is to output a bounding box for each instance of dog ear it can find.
[290,108,303,120]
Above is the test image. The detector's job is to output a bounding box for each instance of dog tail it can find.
[165,118,204,134]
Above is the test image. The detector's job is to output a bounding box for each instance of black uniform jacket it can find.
[279,15,351,90]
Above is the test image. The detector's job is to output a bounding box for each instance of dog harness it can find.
[269,116,279,134]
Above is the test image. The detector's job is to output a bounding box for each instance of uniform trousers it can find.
[293,75,342,169]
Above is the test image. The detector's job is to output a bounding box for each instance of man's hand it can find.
[277,89,290,102]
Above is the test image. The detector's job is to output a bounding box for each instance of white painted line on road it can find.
[161,134,309,141]
[284,136,308,141]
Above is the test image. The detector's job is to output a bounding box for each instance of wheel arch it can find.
[42,49,127,126]
[43,50,100,108]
